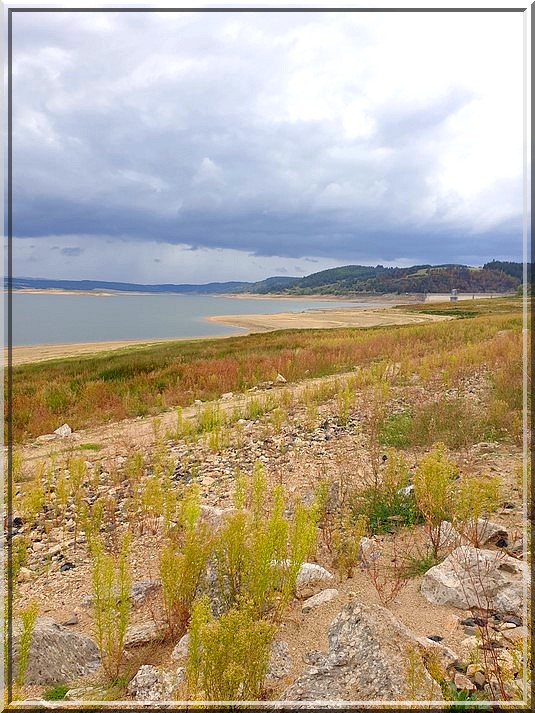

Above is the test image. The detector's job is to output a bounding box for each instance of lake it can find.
[9,292,373,346]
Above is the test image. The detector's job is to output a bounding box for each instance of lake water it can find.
[9,293,373,346]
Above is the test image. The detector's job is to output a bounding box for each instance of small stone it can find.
[127,664,179,701]
[130,580,161,605]
[295,562,335,599]
[17,567,32,582]
[460,636,479,655]
[60,562,75,572]
[124,621,163,648]
[502,614,522,626]
[61,614,79,626]
[501,625,526,645]
[454,672,476,691]
[466,664,483,677]
[427,635,443,642]
[64,686,107,701]
[275,373,287,384]
[474,671,486,687]
[36,434,57,443]
[54,424,72,437]
[220,392,233,400]
[302,588,339,613]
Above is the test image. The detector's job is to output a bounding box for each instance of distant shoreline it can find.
[8,288,510,301]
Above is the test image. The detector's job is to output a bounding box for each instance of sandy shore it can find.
[6,333,247,367]
[208,306,452,332]
[7,305,453,367]
[5,294,505,367]
[221,292,419,303]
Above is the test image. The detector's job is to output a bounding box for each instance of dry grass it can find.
[8,298,524,443]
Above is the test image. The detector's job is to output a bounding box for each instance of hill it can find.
[7,262,525,296]
[259,263,522,295]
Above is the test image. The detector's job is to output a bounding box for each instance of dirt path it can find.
[16,370,356,470]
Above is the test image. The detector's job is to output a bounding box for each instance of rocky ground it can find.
[10,369,528,705]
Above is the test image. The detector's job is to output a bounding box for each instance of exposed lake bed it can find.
[6,291,498,365]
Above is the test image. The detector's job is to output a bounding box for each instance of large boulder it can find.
[421,545,527,616]
[13,616,100,684]
[279,600,446,701]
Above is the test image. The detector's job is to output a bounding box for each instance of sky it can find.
[9,8,526,283]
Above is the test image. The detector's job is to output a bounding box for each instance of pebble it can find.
[61,614,79,626]
[474,671,486,687]
[17,567,32,582]
[454,672,476,691]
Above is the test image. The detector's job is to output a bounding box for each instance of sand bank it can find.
[208,306,452,332]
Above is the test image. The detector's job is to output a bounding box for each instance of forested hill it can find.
[8,262,526,296]
[256,263,523,295]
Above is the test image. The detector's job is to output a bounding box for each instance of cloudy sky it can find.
[11,9,525,283]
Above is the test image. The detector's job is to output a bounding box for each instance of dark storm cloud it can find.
[11,10,524,273]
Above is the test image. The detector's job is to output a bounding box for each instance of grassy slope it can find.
[8,297,524,443]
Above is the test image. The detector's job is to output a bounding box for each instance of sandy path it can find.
[208,306,452,332]
[16,371,355,468]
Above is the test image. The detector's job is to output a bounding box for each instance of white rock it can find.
[275,373,287,384]
[302,588,339,613]
[295,563,335,599]
[421,546,527,617]
[54,424,72,437]
[124,621,163,648]
[171,633,190,661]
[127,664,183,700]
[221,392,234,400]
[358,537,381,564]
